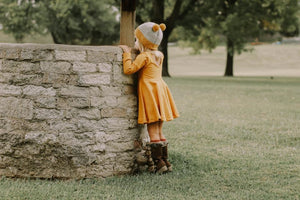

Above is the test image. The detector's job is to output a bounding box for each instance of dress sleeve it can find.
[123,52,147,75]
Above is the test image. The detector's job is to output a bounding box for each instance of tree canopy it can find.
[0,0,119,45]
[178,0,299,76]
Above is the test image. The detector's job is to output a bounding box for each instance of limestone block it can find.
[34,96,57,108]
[0,118,28,133]
[5,48,20,59]
[90,143,106,153]
[72,62,97,73]
[0,97,33,119]
[55,50,86,61]
[77,119,105,132]
[37,50,54,61]
[1,60,40,74]
[79,74,111,86]
[19,49,53,61]
[23,121,50,132]
[20,49,35,60]
[98,63,112,73]
[128,119,138,128]
[0,84,22,96]
[102,118,132,131]
[0,50,5,58]
[24,131,58,145]
[126,107,138,118]
[41,61,71,74]
[113,63,134,85]
[100,85,122,96]
[94,131,107,143]
[106,141,134,153]
[117,95,137,108]
[74,132,95,141]
[19,62,41,74]
[24,49,53,61]
[74,108,101,120]
[0,144,14,155]
[87,51,114,63]
[90,96,118,108]
[101,108,127,118]
[35,109,63,120]
[23,85,56,96]
[59,86,90,98]
[42,73,78,87]
[9,74,43,86]
[1,60,19,73]
[57,97,90,109]
[116,152,135,163]
[71,156,90,167]
[0,73,13,83]
[105,129,139,143]
[48,120,78,133]
[116,48,123,61]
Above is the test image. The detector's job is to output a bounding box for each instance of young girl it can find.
[120,22,179,173]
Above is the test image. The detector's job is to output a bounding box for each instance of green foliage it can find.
[0,0,119,44]
[0,0,43,42]
[42,0,119,45]
[279,0,299,36]
[179,0,299,54]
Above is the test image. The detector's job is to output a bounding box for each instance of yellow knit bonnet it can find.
[135,22,166,50]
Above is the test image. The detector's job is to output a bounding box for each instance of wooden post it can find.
[120,0,136,47]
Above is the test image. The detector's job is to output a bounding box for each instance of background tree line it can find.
[0,0,299,76]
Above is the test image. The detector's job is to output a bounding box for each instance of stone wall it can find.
[0,43,139,178]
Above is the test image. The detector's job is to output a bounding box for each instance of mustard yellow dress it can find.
[123,52,179,124]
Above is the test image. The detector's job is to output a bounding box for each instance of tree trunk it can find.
[120,0,136,47]
[152,0,164,22]
[224,39,234,76]
[150,0,195,77]
[151,0,171,76]
[160,32,171,77]
[51,32,61,44]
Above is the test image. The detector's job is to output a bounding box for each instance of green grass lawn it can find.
[0,31,53,44]
[1,77,299,200]
[169,44,300,77]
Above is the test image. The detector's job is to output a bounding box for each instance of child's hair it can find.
[135,38,163,65]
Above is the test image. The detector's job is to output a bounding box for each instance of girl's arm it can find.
[122,52,147,75]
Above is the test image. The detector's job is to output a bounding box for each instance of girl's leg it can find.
[147,121,168,173]
[147,122,160,142]
[158,121,172,172]
[158,121,166,141]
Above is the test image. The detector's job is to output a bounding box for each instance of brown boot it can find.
[150,143,168,174]
[162,142,172,172]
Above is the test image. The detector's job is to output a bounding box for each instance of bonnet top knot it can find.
[135,22,166,50]
[152,24,160,32]
[159,23,166,31]
[152,23,166,32]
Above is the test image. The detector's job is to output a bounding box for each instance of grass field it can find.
[1,77,299,200]
[169,44,300,77]
[1,32,299,199]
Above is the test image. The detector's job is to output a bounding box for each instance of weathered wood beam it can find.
[120,0,137,47]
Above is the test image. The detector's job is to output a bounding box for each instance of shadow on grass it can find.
[169,151,219,175]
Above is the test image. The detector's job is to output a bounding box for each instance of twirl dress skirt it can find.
[123,52,179,124]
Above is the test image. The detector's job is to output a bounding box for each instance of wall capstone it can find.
[0,43,139,178]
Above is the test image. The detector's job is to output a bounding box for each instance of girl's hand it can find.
[119,45,131,53]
